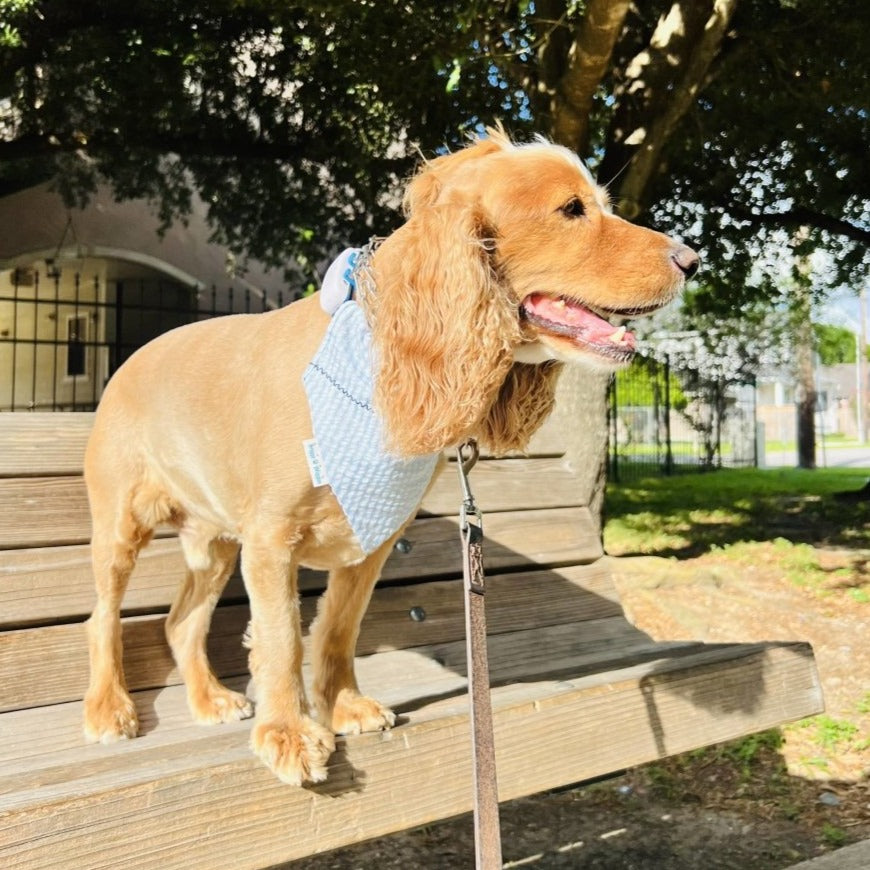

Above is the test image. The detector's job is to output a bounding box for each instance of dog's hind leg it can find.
[166,531,253,724]
[310,534,399,736]
[83,500,151,743]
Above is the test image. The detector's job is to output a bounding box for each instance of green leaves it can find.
[0,0,36,48]
[445,59,462,93]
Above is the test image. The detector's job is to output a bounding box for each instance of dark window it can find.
[67,314,87,377]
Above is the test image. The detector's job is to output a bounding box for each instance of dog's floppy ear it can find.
[370,199,522,456]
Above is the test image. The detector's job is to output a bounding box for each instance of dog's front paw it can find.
[83,685,139,743]
[330,689,396,736]
[188,682,254,725]
[251,718,336,785]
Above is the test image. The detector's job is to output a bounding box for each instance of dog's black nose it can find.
[671,245,700,279]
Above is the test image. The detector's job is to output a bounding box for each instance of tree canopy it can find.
[1,0,867,299]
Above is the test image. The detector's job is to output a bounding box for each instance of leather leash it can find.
[456,440,503,870]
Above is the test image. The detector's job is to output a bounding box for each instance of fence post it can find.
[51,270,59,408]
[609,375,619,483]
[10,269,19,410]
[664,355,673,474]
[752,376,761,468]
[113,281,124,376]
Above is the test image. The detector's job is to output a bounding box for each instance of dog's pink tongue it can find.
[523,294,636,348]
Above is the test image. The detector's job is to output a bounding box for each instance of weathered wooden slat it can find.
[0,608,247,713]
[0,562,621,711]
[0,506,602,626]
[367,561,621,644]
[0,639,814,789]
[0,642,822,870]
[0,539,247,627]
[0,458,583,550]
[0,459,578,549]
[382,507,602,579]
[0,477,92,549]
[0,412,93,477]
[0,612,654,781]
[0,411,568,478]
[420,457,581,515]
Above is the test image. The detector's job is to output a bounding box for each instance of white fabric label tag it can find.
[303,439,329,487]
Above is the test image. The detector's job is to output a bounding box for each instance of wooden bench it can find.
[0,372,823,869]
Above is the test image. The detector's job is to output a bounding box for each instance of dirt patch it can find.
[278,763,866,869]
[611,546,870,784]
[284,787,836,869]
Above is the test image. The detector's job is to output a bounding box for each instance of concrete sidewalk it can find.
[787,839,870,869]
[763,445,870,468]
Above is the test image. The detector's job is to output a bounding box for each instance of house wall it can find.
[0,259,194,411]
[0,260,107,410]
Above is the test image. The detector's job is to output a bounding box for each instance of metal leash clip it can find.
[456,439,485,595]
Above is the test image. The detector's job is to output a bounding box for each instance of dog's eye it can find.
[560,198,585,219]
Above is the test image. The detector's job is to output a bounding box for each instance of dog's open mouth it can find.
[520,293,640,363]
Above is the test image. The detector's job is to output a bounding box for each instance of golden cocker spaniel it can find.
[82,129,698,785]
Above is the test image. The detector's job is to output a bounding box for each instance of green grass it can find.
[604,466,870,557]
[606,466,870,802]
[611,441,700,457]
[821,824,848,848]
[805,716,860,750]
[699,730,787,783]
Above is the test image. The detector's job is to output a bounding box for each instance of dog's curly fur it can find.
[82,129,697,785]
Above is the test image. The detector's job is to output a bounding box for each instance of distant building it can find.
[756,363,864,442]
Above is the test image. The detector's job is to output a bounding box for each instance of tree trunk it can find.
[795,382,817,468]
[553,366,613,539]
[791,257,817,469]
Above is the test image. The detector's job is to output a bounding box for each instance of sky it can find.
[820,286,869,335]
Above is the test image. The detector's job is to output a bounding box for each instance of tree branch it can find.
[551,0,631,152]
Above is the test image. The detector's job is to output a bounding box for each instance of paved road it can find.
[762,445,870,469]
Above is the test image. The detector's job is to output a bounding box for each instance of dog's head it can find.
[369,129,698,456]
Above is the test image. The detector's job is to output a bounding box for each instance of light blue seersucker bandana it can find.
[302,287,439,555]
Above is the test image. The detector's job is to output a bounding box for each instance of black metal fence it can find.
[608,354,757,482]
[0,270,294,412]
